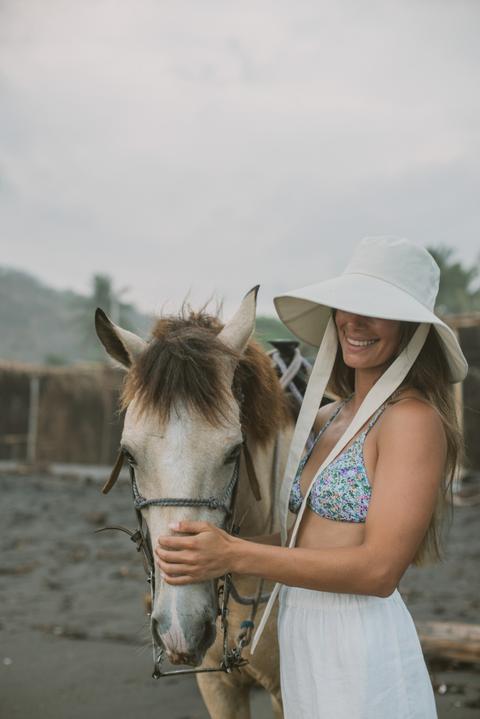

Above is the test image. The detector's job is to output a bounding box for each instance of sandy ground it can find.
[0,471,479,719]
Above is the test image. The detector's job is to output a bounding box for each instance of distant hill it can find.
[0,267,151,364]
[0,267,299,364]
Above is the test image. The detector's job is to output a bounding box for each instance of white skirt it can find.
[278,585,438,719]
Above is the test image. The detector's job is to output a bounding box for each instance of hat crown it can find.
[343,236,440,311]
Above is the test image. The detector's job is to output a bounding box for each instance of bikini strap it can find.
[313,394,353,442]
[364,404,387,435]
[298,395,352,469]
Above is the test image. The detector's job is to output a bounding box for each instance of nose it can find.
[346,313,367,325]
[339,314,372,333]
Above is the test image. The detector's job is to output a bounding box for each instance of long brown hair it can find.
[328,314,464,566]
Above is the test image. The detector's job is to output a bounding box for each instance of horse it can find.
[94,287,296,719]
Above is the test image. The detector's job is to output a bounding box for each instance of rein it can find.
[95,340,307,679]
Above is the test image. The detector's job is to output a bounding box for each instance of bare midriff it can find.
[294,512,366,549]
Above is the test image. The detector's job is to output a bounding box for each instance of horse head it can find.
[95,288,260,666]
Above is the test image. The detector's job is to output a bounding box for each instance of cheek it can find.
[374,321,402,345]
[378,333,402,360]
[387,327,403,351]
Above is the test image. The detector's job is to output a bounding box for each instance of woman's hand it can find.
[155,521,239,585]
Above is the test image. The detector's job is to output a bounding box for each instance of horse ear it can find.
[95,308,147,368]
[217,285,259,355]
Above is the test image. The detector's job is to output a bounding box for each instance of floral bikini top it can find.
[288,394,389,523]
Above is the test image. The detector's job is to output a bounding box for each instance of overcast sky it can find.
[1,0,479,320]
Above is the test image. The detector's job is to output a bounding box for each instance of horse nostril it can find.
[151,617,162,646]
[202,620,216,651]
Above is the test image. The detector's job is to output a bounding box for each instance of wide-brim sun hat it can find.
[251,236,468,654]
[274,235,467,383]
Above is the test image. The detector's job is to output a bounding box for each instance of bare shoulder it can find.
[385,387,440,419]
[378,388,446,455]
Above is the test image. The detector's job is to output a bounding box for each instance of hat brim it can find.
[274,272,468,383]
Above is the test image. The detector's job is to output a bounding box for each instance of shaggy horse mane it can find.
[120,303,293,446]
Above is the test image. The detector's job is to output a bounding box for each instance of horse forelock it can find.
[120,307,293,445]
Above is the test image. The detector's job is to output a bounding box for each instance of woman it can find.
[155,237,467,718]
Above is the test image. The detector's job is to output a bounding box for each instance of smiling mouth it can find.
[345,335,379,348]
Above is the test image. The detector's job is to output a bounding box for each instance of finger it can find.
[158,561,196,576]
[157,535,194,549]
[156,550,196,569]
[155,548,193,565]
[168,520,213,534]
[161,573,197,586]
[161,569,224,585]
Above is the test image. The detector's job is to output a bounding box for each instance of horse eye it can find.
[121,447,137,466]
[225,443,242,464]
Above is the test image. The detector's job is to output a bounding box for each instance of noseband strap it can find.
[130,456,241,515]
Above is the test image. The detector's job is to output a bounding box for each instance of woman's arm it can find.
[156,399,446,596]
[243,532,282,545]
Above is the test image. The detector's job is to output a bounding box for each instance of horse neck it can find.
[234,422,294,538]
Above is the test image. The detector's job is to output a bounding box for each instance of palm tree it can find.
[72,274,134,361]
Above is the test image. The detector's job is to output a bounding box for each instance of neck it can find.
[350,364,390,412]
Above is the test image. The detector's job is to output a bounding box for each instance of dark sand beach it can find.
[1,471,479,718]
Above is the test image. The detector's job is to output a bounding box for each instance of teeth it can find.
[346,336,378,347]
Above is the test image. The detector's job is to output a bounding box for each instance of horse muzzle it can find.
[151,612,217,667]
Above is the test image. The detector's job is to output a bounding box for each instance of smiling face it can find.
[334,309,403,373]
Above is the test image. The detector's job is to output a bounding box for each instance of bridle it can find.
[95,339,310,679]
[97,437,264,678]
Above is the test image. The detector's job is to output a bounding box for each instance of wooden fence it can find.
[0,361,124,466]
[1,314,479,471]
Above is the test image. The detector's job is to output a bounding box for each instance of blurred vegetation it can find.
[428,246,480,315]
[255,315,296,346]
[0,245,478,364]
[71,274,137,362]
